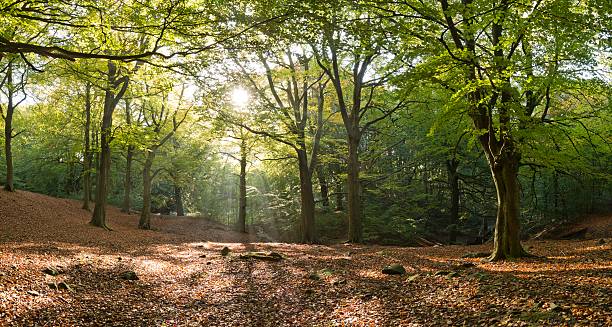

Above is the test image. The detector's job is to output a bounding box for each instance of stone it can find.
[382,264,406,275]
[221,246,230,256]
[406,274,420,282]
[307,273,321,281]
[42,267,61,276]
[57,282,73,291]
[120,271,139,281]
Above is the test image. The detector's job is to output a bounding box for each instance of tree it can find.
[377,0,610,259]
[81,81,93,209]
[137,84,191,230]
[0,58,28,192]
[308,2,408,242]
[89,60,135,229]
[231,47,329,243]
[120,98,142,214]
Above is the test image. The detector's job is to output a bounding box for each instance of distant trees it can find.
[0,0,608,260]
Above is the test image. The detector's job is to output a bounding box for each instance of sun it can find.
[230,87,250,110]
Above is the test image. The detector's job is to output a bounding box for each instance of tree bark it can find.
[488,152,527,260]
[82,82,92,210]
[174,185,185,216]
[333,172,344,211]
[3,63,15,192]
[297,148,316,243]
[90,92,113,229]
[446,158,460,243]
[237,138,247,233]
[347,134,362,243]
[316,165,330,209]
[91,61,129,230]
[121,145,134,213]
[121,99,133,213]
[138,152,155,230]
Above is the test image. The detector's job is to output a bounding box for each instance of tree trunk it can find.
[297,149,316,243]
[91,61,128,230]
[82,82,92,210]
[174,185,185,216]
[3,63,15,192]
[488,153,528,260]
[347,135,362,243]
[138,152,155,230]
[334,174,344,211]
[92,127,99,200]
[237,138,247,233]
[171,135,185,216]
[447,158,460,243]
[316,165,330,209]
[90,92,113,229]
[121,98,133,213]
[121,145,134,213]
[480,215,488,244]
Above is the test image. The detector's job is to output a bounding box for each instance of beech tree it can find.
[376,0,610,259]
[137,84,191,230]
[307,2,409,242]
[0,58,28,192]
[230,47,329,243]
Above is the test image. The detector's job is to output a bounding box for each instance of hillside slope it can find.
[0,190,255,248]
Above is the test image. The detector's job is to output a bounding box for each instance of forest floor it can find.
[0,190,610,327]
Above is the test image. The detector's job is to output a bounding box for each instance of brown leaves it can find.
[0,190,611,326]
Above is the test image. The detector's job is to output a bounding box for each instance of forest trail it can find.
[1,191,610,326]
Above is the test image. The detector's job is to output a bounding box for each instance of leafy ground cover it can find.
[1,190,610,326]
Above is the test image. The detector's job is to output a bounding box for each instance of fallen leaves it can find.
[0,190,610,326]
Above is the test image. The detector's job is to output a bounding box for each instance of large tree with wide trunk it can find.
[376,0,609,259]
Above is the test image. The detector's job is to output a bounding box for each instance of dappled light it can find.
[1,0,611,325]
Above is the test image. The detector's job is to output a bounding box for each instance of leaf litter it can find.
[0,190,610,326]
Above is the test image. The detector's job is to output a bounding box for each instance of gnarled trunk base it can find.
[487,156,530,261]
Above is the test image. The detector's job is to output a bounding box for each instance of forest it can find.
[0,0,610,326]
